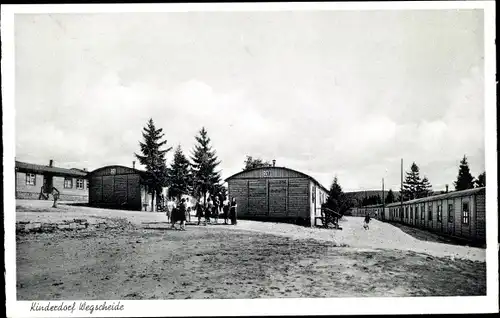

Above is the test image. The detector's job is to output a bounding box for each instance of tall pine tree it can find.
[401,162,422,201]
[454,155,475,191]
[419,176,433,198]
[190,127,222,206]
[385,189,395,204]
[325,177,351,215]
[167,145,192,201]
[135,118,172,211]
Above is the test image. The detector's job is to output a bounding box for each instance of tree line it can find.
[361,155,486,207]
[135,118,225,210]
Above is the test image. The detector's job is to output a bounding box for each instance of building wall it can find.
[16,171,88,201]
[310,181,328,226]
[385,190,485,244]
[88,166,145,211]
[227,177,311,222]
[475,193,486,241]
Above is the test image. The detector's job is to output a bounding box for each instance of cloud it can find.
[14,11,486,192]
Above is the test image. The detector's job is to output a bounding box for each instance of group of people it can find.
[166,196,238,230]
[195,197,238,226]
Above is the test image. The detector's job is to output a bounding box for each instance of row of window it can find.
[389,201,470,225]
[25,173,88,190]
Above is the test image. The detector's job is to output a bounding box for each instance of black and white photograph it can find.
[2,1,498,317]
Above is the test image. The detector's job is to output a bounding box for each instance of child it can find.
[230,198,238,225]
[363,214,371,230]
[213,197,220,224]
[178,198,187,230]
[206,198,213,224]
[223,201,229,224]
[195,201,205,226]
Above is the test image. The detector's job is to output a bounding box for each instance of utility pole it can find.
[382,178,385,221]
[400,158,404,222]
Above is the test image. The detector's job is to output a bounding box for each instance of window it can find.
[410,206,414,219]
[76,179,84,190]
[64,177,73,189]
[405,206,409,218]
[428,203,433,220]
[421,204,425,220]
[462,202,470,224]
[415,205,419,220]
[448,203,454,223]
[312,186,316,203]
[437,202,442,222]
[86,180,90,189]
[26,173,36,186]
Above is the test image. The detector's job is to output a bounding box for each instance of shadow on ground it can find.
[386,221,474,246]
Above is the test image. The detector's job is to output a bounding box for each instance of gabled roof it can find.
[15,160,88,177]
[225,166,329,193]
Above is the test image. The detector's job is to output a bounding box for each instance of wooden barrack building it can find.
[225,166,328,226]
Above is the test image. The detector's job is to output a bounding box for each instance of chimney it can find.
[133,161,136,170]
[83,168,87,172]
[49,160,53,167]
[272,159,276,167]
[445,184,449,193]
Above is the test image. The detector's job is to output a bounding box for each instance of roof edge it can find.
[88,165,148,175]
[225,166,328,193]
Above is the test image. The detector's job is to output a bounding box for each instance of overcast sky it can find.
[15,9,485,192]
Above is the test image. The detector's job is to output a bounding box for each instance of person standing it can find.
[178,198,187,230]
[213,197,220,224]
[230,198,238,225]
[222,200,230,224]
[206,198,214,224]
[166,199,176,223]
[170,199,179,229]
[195,200,205,226]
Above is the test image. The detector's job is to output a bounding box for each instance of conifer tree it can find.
[135,118,172,211]
[385,189,396,204]
[420,176,433,198]
[325,177,351,215]
[167,145,192,201]
[475,171,486,188]
[401,162,422,201]
[454,155,475,191]
[190,127,222,206]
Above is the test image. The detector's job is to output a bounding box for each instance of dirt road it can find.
[15,201,486,299]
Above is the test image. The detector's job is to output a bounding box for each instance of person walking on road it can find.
[363,213,371,230]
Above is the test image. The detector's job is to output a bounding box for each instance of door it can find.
[269,179,287,217]
[248,180,267,216]
[43,175,53,193]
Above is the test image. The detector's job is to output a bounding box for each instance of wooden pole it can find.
[400,158,403,222]
[382,178,385,220]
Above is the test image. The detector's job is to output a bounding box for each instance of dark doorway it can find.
[43,174,53,193]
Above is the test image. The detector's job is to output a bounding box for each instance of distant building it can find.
[225,166,328,226]
[15,160,89,201]
[87,165,164,211]
[350,187,486,245]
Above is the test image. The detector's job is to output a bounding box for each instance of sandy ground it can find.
[15,200,486,299]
